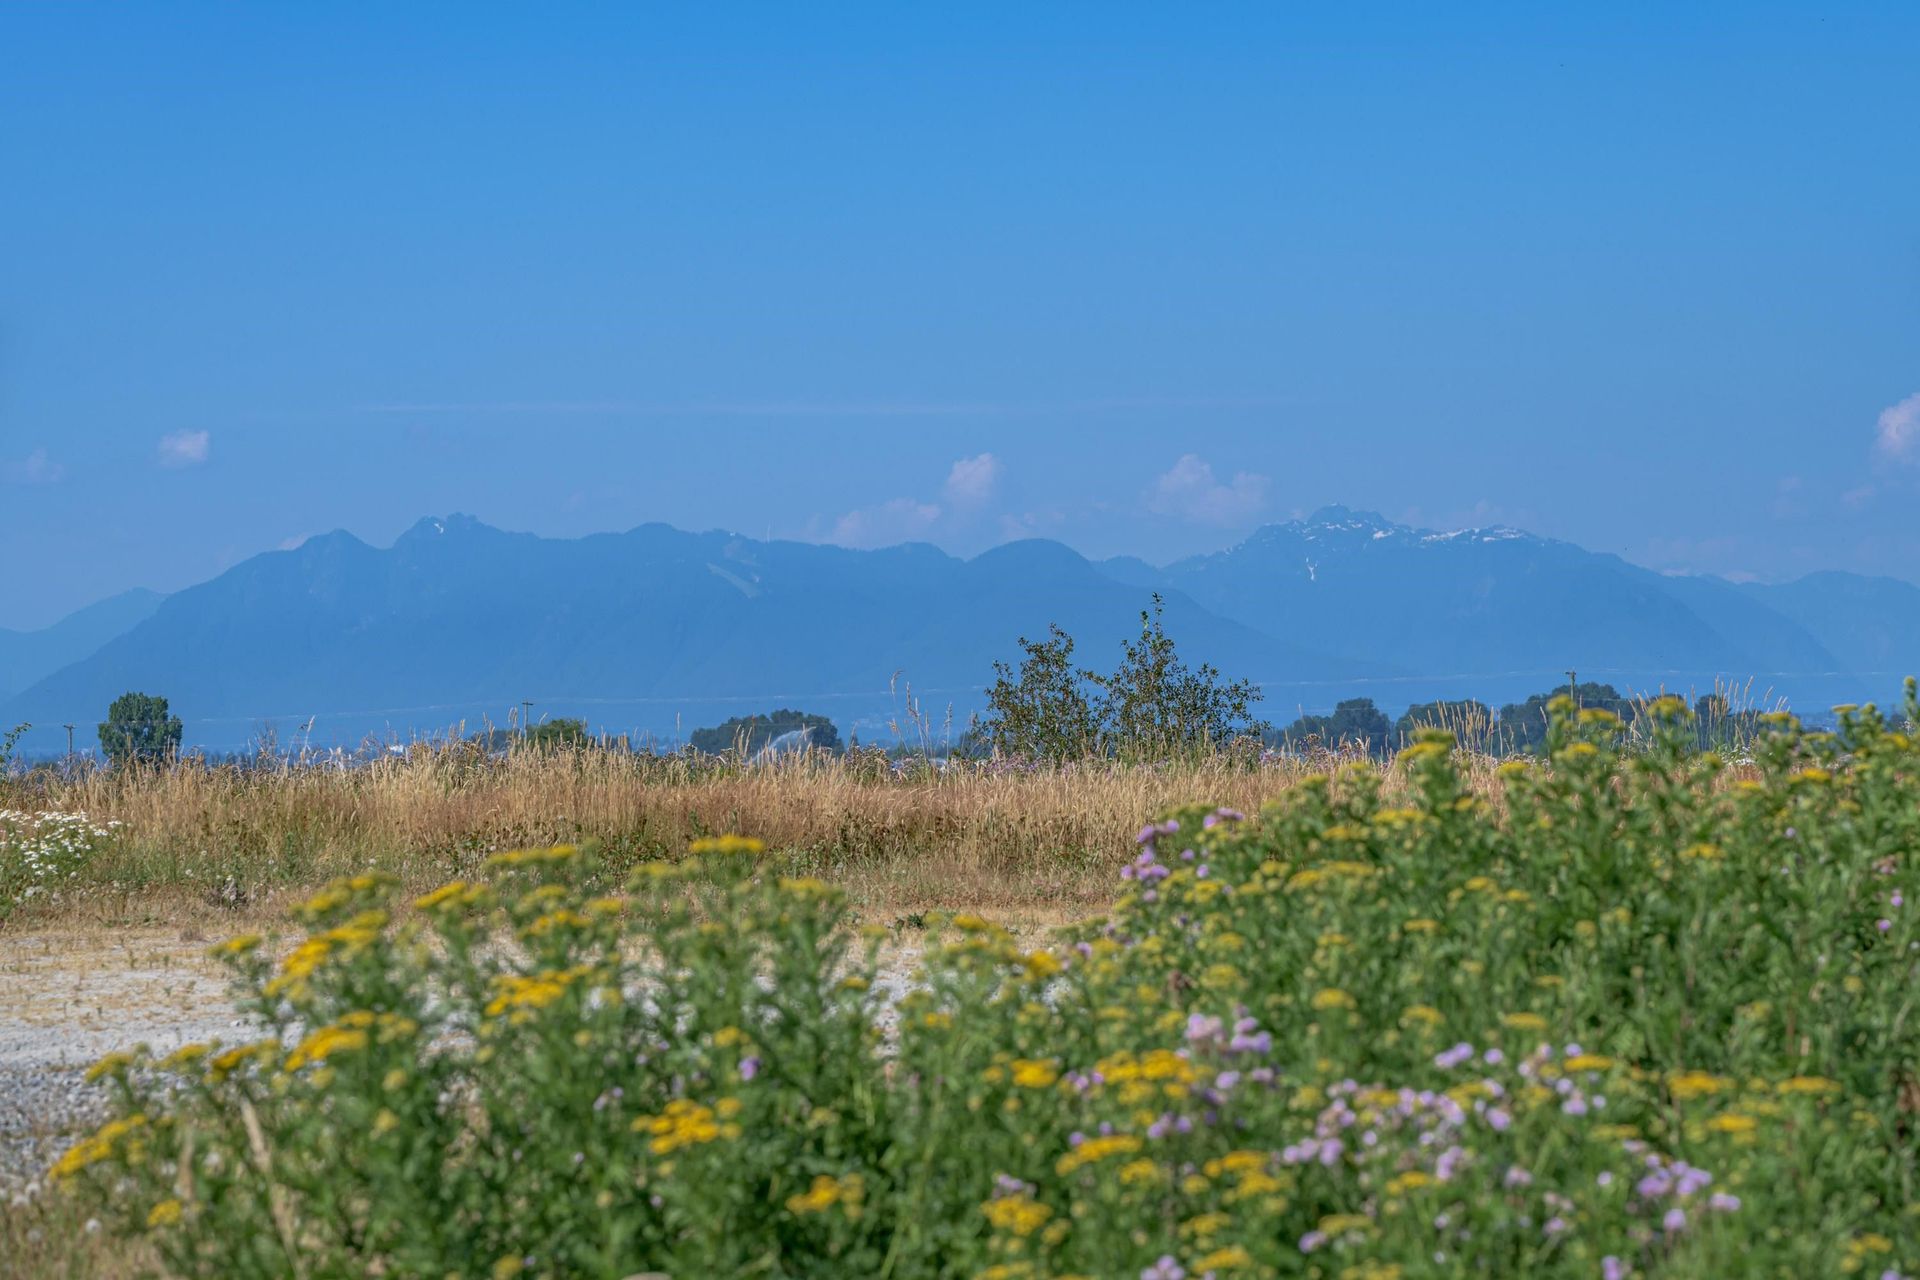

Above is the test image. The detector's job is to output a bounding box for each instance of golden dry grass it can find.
[1,745,1496,929]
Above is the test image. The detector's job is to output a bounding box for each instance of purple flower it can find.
[1893,892,1905,907]
[1663,1208,1687,1233]
[1673,1164,1713,1197]
[1596,1171,1614,1188]
[1563,1096,1589,1117]
[1186,1013,1225,1047]
[1483,1048,1505,1066]
[1298,1231,1328,1254]
[1485,1107,1512,1132]
[1708,1192,1741,1213]
[1504,1166,1533,1188]
[1141,1256,1186,1280]
[1435,1042,1476,1070]
[1602,1257,1630,1280]
[738,1056,760,1081]
[1544,1216,1570,1236]
[1195,864,1210,879]
[1879,919,1894,933]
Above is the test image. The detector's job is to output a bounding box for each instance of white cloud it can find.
[1841,484,1877,510]
[827,497,943,548]
[4,447,65,484]
[1876,392,1920,462]
[813,453,1011,548]
[943,452,1002,506]
[158,429,211,468]
[1146,454,1270,526]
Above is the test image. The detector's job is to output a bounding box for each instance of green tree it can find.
[976,625,1105,761]
[524,717,590,750]
[98,692,182,765]
[689,709,842,756]
[977,598,1268,760]
[1277,698,1393,756]
[1098,596,1269,758]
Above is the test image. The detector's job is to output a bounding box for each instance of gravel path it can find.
[0,929,251,1197]
[0,926,954,1200]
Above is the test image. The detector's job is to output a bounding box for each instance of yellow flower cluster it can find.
[1055,1133,1142,1175]
[285,1023,370,1071]
[484,844,582,868]
[687,834,765,857]
[483,964,594,1020]
[51,1113,148,1181]
[980,1192,1053,1236]
[786,1171,865,1217]
[265,910,389,997]
[634,1097,742,1155]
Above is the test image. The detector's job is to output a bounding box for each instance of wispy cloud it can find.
[812,453,1018,548]
[3,447,65,484]
[1146,454,1270,526]
[827,497,943,548]
[158,429,211,468]
[1875,392,1920,463]
[943,453,1002,506]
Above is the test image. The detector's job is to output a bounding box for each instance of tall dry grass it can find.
[2,745,1503,925]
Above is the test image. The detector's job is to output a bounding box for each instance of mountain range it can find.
[4,507,1916,754]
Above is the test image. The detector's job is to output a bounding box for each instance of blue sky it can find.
[2,2,1916,628]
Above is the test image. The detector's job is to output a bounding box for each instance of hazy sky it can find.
[3,3,1917,628]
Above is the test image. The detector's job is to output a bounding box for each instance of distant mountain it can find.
[6,509,1914,755]
[0,517,1368,753]
[1739,572,1920,674]
[0,588,164,703]
[1112,506,1853,681]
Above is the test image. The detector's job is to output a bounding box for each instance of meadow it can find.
[5,689,1919,1278]
[0,741,1461,928]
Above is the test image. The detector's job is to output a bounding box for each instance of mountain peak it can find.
[1303,504,1395,531]
[397,513,493,544]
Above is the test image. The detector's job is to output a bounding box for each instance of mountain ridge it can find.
[5,509,1914,754]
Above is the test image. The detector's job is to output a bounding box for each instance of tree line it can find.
[18,600,1786,770]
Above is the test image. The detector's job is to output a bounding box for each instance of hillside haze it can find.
[5,508,1915,754]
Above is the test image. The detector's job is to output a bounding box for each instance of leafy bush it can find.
[980,596,1269,761]
[54,683,1920,1277]
[0,809,121,916]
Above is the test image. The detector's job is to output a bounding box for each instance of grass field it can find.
[2,744,1485,927]
[6,693,1918,1277]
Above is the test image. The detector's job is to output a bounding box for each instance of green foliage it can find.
[689,709,843,756]
[1496,681,1634,754]
[1277,696,1394,756]
[0,721,28,772]
[976,625,1105,761]
[55,685,1920,1275]
[978,596,1269,760]
[97,691,182,765]
[524,717,590,749]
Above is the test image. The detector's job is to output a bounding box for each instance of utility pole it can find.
[63,724,75,760]
[1566,670,1579,708]
[521,700,534,740]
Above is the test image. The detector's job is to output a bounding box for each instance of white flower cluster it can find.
[0,809,123,904]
